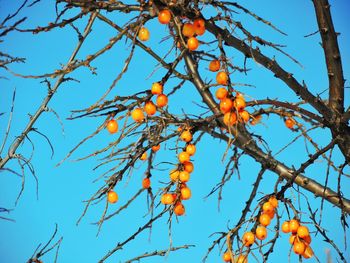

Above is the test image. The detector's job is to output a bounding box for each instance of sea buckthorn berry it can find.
[297,226,309,238]
[223,112,237,126]
[106,119,118,134]
[180,187,191,200]
[158,9,171,24]
[293,241,306,255]
[132,108,145,122]
[289,234,297,245]
[216,71,229,85]
[107,191,118,204]
[179,170,190,182]
[138,27,150,41]
[236,255,248,263]
[161,193,175,205]
[256,226,267,240]
[302,245,314,259]
[216,87,228,100]
[182,23,195,37]
[174,202,185,216]
[285,117,296,129]
[289,219,300,234]
[233,97,246,111]
[151,82,163,95]
[222,251,231,262]
[193,18,205,35]
[187,37,199,51]
[156,94,168,107]
[268,196,278,208]
[144,101,157,115]
[259,213,271,227]
[152,144,160,152]
[186,144,196,156]
[242,231,255,247]
[281,221,290,233]
[142,178,151,189]
[209,60,221,72]
[183,161,194,173]
[180,130,192,142]
[265,209,275,219]
[169,169,180,181]
[140,152,147,161]
[220,98,233,113]
[262,201,274,214]
[178,151,190,163]
[303,235,312,244]
[239,110,250,123]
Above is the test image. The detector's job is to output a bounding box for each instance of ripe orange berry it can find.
[182,23,195,37]
[220,98,233,113]
[158,9,171,24]
[215,87,228,100]
[180,130,193,142]
[186,144,196,156]
[193,18,205,35]
[107,190,118,204]
[142,178,151,189]
[259,213,271,227]
[132,108,145,122]
[268,196,278,208]
[222,251,231,262]
[174,202,185,216]
[179,170,190,182]
[187,37,199,51]
[178,151,190,163]
[152,144,160,152]
[233,97,246,111]
[180,187,192,200]
[303,235,312,244]
[236,255,248,263]
[242,231,255,247]
[151,82,163,95]
[138,27,150,41]
[262,201,274,214]
[161,193,175,205]
[297,226,309,238]
[289,219,300,234]
[293,241,306,255]
[144,101,157,115]
[106,119,118,134]
[209,60,221,72]
[285,117,295,129]
[256,226,267,240]
[239,110,250,123]
[223,112,237,126]
[140,152,147,161]
[281,221,290,233]
[216,71,228,85]
[302,245,314,259]
[265,209,275,219]
[156,94,168,107]
[183,161,194,173]
[289,234,297,245]
[169,169,179,181]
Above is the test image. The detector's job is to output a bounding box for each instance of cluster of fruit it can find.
[281,219,314,258]
[160,128,196,216]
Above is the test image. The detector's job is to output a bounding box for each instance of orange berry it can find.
[215,87,228,100]
[209,60,221,72]
[138,27,150,41]
[174,202,185,216]
[233,97,246,111]
[132,108,145,122]
[144,101,157,115]
[169,169,179,181]
[236,255,248,263]
[293,241,306,255]
[106,119,118,134]
[142,178,151,189]
[289,219,300,234]
[182,23,195,37]
[289,234,297,245]
[183,161,194,173]
[161,193,175,205]
[265,209,275,219]
[259,213,271,227]
[180,130,192,142]
[107,190,118,204]
[187,37,199,51]
[262,201,274,214]
[239,110,250,123]
[193,18,205,35]
[255,226,267,240]
[216,71,228,85]
[186,144,196,156]
[222,251,231,262]
[281,221,290,233]
[220,98,233,113]
[180,187,191,200]
[223,112,237,126]
[152,144,160,152]
[140,152,147,161]
[156,94,168,107]
[285,118,295,129]
[178,151,190,163]
[302,245,314,259]
[179,170,190,182]
[242,231,255,247]
[268,196,278,208]
[297,226,310,238]
[158,9,171,24]
[151,82,163,95]
[303,235,312,244]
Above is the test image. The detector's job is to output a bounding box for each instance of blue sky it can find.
[1,0,349,262]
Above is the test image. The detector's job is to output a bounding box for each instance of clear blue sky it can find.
[1,0,349,262]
